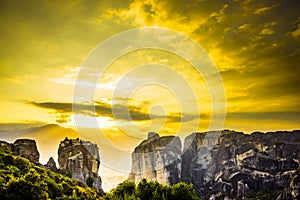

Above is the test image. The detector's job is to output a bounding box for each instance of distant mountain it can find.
[0,123,78,164]
[0,122,46,139]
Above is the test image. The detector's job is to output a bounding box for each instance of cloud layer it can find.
[28,100,201,124]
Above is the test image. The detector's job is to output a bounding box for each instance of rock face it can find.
[44,157,58,172]
[182,130,300,198]
[181,131,220,186]
[12,139,40,164]
[129,132,182,185]
[0,141,12,151]
[58,138,102,190]
[130,130,300,198]
[0,139,40,164]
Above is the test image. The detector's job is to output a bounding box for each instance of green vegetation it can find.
[58,168,73,178]
[86,176,95,187]
[0,145,103,200]
[0,145,201,200]
[104,179,201,200]
[0,145,287,200]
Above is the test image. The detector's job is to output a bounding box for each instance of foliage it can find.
[0,146,104,200]
[58,168,73,178]
[1,145,284,200]
[105,178,201,200]
[0,146,206,200]
[86,176,94,187]
[0,145,201,200]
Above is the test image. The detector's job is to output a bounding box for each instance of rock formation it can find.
[182,130,300,198]
[0,140,12,151]
[181,131,220,186]
[44,157,58,172]
[58,138,102,190]
[129,132,182,185]
[0,139,40,164]
[129,130,300,198]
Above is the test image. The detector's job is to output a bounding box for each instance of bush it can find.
[14,157,31,173]
[86,176,94,187]
[105,179,201,200]
[5,177,48,200]
[46,178,63,198]
[3,154,14,165]
[0,150,103,199]
[169,182,200,200]
[136,179,167,200]
[113,181,136,199]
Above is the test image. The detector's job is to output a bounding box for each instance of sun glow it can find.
[71,114,115,129]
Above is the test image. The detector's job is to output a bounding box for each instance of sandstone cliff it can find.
[129,130,300,198]
[0,139,40,164]
[45,157,58,172]
[182,130,300,198]
[58,138,102,190]
[129,132,182,185]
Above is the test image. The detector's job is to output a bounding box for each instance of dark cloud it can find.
[28,101,200,123]
[165,112,203,123]
[29,102,73,113]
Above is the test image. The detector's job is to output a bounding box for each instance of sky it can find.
[0,0,300,191]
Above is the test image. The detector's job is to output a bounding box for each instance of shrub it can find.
[86,176,94,187]
[3,154,14,165]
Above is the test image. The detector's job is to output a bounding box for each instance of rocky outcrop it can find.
[12,139,40,164]
[182,130,300,198]
[181,131,220,186]
[0,140,12,151]
[58,138,102,190]
[0,139,40,164]
[129,130,300,198]
[44,157,58,172]
[129,132,182,185]
[0,137,103,190]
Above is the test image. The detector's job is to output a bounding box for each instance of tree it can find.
[136,179,167,200]
[0,149,103,199]
[169,182,200,200]
[86,176,94,187]
[104,179,202,200]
